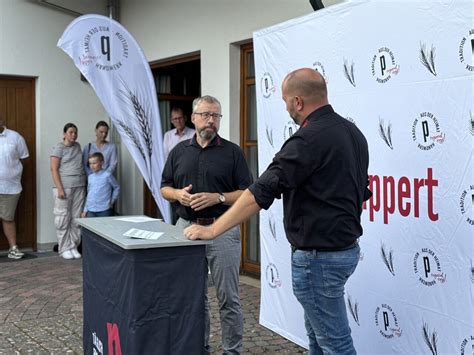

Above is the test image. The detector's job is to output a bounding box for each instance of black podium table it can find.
[76,216,211,355]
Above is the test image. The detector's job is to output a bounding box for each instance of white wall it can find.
[0,0,108,249]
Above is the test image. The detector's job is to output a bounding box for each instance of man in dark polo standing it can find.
[184,69,371,355]
[161,95,252,354]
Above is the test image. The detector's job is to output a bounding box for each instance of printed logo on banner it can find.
[265,125,274,148]
[460,335,474,355]
[261,72,276,98]
[266,263,282,288]
[378,117,394,150]
[381,243,395,276]
[343,58,356,87]
[374,304,402,339]
[81,25,129,71]
[284,120,299,141]
[459,185,474,226]
[92,323,122,355]
[422,322,439,355]
[92,332,103,354]
[458,29,474,72]
[347,294,360,326]
[312,61,328,83]
[345,116,357,125]
[371,47,400,84]
[469,111,474,136]
[413,248,447,286]
[411,112,445,151]
[419,42,437,76]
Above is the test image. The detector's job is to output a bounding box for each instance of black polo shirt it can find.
[249,105,371,250]
[161,134,253,220]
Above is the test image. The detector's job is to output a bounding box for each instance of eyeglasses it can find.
[171,116,184,122]
[194,112,223,120]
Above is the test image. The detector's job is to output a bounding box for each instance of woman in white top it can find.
[82,121,118,175]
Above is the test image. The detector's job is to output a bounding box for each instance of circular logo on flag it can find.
[371,47,400,84]
[266,263,281,288]
[374,304,402,339]
[261,72,276,99]
[460,335,474,355]
[283,120,299,141]
[459,29,474,72]
[413,248,446,286]
[411,112,444,151]
[459,185,474,226]
[312,61,328,83]
[82,25,129,71]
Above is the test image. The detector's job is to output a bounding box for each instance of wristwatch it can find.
[218,193,226,204]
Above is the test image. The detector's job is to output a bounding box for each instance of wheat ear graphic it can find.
[378,117,394,149]
[268,215,276,240]
[115,121,146,162]
[422,322,438,355]
[266,126,274,147]
[419,42,437,76]
[347,295,360,326]
[343,59,356,87]
[380,243,395,276]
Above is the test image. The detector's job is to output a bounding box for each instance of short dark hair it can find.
[89,152,104,161]
[63,123,77,133]
[95,121,109,130]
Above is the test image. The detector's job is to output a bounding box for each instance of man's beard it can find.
[198,127,217,141]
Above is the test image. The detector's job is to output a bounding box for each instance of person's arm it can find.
[50,156,66,199]
[184,189,261,240]
[109,174,120,206]
[82,143,91,175]
[189,190,244,211]
[160,184,193,206]
[107,143,118,174]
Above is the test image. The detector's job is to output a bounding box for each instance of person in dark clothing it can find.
[184,68,371,355]
[161,95,253,354]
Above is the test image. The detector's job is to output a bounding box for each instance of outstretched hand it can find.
[184,224,216,240]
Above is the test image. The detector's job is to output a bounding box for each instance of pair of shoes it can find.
[61,250,74,260]
[8,245,24,260]
[71,248,81,259]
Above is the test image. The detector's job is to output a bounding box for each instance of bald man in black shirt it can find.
[184,69,371,355]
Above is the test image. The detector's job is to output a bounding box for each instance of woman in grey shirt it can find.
[50,123,86,260]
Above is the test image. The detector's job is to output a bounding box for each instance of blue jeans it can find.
[86,209,114,217]
[291,244,360,355]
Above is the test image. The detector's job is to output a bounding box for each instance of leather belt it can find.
[291,239,359,253]
[191,218,216,226]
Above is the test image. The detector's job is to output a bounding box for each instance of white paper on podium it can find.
[123,228,163,240]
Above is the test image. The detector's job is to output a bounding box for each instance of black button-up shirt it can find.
[161,135,253,220]
[249,105,371,250]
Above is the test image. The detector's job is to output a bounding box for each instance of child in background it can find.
[81,152,120,217]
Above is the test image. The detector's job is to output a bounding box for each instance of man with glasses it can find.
[163,107,195,160]
[161,95,252,354]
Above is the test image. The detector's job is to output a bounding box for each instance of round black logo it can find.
[266,263,281,288]
[459,185,474,226]
[261,72,276,99]
[460,335,474,355]
[459,29,474,72]
[374,304,402,339]
[82,25,129,71]
[371,47,400,84]
[411,112,444,151]
[413,248,446,286]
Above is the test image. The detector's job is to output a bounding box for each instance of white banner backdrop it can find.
[254,1,473,353]
[58,15,171,223]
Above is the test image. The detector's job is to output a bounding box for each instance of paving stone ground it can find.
[0,252,305,354]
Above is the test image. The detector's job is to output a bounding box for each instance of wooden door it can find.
[0,76,36,251]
